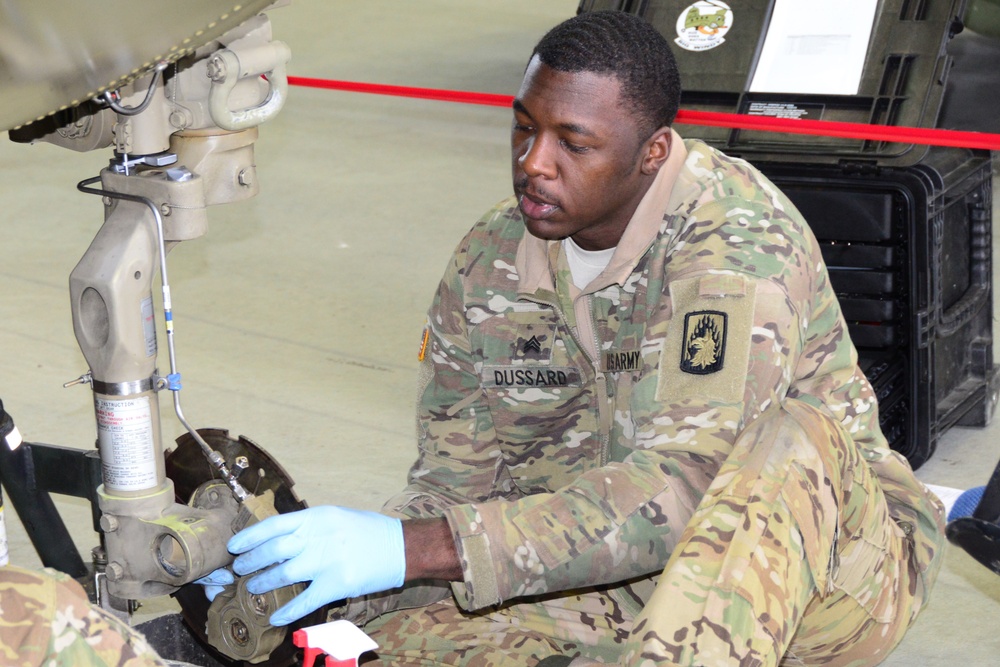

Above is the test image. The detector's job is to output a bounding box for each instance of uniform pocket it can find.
[829,477,903,623]
[471,309,599,492]
[481,374,597,493]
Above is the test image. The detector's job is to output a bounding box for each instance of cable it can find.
[100,62,170,117]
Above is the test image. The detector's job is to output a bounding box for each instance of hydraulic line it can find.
[99,62,169,117]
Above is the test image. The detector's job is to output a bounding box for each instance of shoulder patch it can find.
[658,275,756,402]
[681,311,727,374]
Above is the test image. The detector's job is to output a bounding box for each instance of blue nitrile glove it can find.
[228,505,406,627]
[194,568,235,601]
[948,485,986,522]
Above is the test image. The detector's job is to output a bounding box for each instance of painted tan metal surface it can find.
[0,0,277,132]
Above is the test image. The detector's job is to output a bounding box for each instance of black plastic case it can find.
[760,151,996,468]
[578,0,968,167]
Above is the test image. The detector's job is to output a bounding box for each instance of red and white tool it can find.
[293,620,379,667]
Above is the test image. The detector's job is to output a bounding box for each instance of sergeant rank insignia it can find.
[680,311,727,375]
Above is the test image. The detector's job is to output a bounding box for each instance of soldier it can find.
[215,10,945,666]
[0,564,178,667]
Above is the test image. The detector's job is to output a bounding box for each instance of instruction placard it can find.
[96,396,157,490]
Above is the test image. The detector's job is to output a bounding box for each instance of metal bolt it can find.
[234,456,250,472]
[99,514,120,533]
[106,562,125,582]
[238,168,255,187]
[207,57,226,82]
[229,619,250,646]
[251,594,268,616]
[159,203,171,217]
[168,109,190,130]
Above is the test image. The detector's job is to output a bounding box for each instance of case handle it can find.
[938,201,991,336]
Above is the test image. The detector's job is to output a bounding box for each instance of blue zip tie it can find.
[166,373,182,391]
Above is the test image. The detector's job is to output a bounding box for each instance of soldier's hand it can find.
[194,568,234,601]
[227,505,406,626]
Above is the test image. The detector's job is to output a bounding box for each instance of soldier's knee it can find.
[733,399,853,471]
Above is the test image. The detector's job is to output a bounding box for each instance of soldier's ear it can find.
[641,128,672,175]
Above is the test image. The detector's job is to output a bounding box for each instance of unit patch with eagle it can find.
[680,311,727,374]
[656,273,755,404]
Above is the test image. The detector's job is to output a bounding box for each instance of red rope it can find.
[679,110,1000,151]
[288,76,513,107]
[287,76,1000,150]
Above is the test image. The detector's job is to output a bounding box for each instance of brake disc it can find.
[165,428,323,667]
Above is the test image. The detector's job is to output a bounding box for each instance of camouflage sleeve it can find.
[337,225,516,626]
[439,265,808,610]
[383,224,516,517]
[0,565,170,667]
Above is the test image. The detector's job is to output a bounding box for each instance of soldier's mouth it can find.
[519,193,560,220]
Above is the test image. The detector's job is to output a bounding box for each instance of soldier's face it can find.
[511,56,666,251]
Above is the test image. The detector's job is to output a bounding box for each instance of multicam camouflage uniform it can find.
[347,134,945,666]
[0,565,171,667]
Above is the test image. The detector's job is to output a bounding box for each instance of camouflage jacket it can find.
[356,135,943,623]
[0,565,169,667]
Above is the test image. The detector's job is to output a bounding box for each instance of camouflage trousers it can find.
[360,585,634,667]
[619,399,920,666]
[363,399,923,667]
[0,565,171,667]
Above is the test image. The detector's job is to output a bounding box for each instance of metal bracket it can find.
[0,439,103,579]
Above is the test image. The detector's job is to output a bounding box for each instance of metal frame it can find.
[0,438,102,579]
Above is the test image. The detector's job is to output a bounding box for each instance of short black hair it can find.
[531,10,681,138]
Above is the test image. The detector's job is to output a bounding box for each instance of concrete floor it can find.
[1,1,999,664]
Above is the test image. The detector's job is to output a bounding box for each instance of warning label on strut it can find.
[141,296,157,358]
[96,396,157,491]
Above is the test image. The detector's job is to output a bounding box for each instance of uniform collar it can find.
[515,128,688,296]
